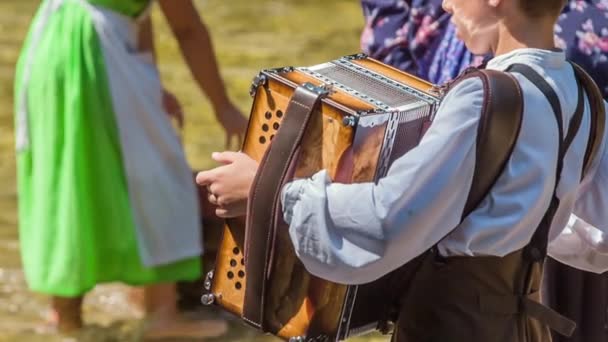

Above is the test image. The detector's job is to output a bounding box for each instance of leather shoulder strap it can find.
[570,62,606,179]
[453,69,524,219]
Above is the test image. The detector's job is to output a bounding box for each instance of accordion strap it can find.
[458,69,524,219]
[243,83,329,329]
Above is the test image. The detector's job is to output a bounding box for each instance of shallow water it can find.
[0,0,389,341]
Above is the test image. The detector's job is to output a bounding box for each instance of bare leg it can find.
[128,286,145,309]
[50,296,84,333]
[142,283,227,339]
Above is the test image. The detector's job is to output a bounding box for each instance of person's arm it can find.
[280,78,483,285]
[548,101,608,273]
[159,0,247,146]
[137,16,185,127]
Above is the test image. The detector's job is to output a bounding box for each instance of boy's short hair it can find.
[519,0,567,18]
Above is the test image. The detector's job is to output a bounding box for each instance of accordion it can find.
[202,54,441,341]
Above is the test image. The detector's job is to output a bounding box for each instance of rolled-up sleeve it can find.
[280,78,484,284]
[549,101,608,274]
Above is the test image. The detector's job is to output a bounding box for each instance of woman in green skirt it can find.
[14,0,246,337]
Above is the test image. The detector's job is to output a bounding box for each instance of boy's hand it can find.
[196,152,258,218]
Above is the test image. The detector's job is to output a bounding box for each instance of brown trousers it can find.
[392,250,560,342]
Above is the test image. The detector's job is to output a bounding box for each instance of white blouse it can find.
[280,48,608,285]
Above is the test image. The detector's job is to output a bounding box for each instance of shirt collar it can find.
[486,48,566,71]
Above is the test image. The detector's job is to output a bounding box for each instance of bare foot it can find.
[142,315,228,340]
[34,309,60,335]
[141,283,227,339]
[50,297,84,334]
[45,308,59,326]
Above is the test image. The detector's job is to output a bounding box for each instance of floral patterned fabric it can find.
[360,0,608,97]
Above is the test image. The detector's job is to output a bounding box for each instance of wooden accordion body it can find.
[202,54,441,341]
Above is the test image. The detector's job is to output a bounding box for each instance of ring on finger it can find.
[208,192,218,205]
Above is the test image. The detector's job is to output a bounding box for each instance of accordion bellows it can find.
[203,54,441,341]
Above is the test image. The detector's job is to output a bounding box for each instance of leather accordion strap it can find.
[460,69,524,219]
[243,83,329,328]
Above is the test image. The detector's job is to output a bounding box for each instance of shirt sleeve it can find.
[280,78,483,285]
[548,100,608,274]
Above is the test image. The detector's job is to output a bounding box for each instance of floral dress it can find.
[361,0,608,97]
[359,1,608,342]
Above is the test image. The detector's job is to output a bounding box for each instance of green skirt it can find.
[14,0,201,297]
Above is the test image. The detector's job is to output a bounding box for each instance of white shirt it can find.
[280,48,608,285]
